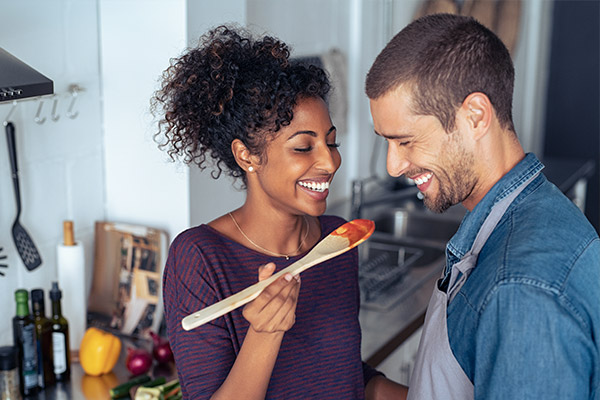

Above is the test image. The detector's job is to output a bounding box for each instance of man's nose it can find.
[386,144,410,177]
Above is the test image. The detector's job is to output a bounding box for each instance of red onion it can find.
[125,347,153,376]
[149,331,175,364]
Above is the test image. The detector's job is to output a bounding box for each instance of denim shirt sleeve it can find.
[472,239,600,400]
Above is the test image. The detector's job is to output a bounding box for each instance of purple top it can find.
[163,215,380,399]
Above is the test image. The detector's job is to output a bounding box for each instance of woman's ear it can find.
[459,92,492,141]
[231,139,255,173]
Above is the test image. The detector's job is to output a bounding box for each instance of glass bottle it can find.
[49,282,70,381]
[31,289,55,388]
[12,289,39,396]
[0,346,21,400]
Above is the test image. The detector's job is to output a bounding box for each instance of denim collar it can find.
[446,153,545,262]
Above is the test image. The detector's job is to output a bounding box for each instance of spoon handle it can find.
[181,219,374,331]
[181,243,339,331]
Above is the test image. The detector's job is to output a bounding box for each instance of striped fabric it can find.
[163,215,380,399]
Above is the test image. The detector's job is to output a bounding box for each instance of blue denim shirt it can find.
[444,153,600,399]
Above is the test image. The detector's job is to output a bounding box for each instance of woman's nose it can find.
[316,144,341,173]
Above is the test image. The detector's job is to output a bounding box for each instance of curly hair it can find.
[151,25,330,182]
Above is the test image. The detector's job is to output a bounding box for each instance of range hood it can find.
[0,47,53,103]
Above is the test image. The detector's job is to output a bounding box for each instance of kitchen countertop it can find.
[359,255,439,366]
[24,338,177,400]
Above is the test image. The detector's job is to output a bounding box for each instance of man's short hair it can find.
[366,13,515,133]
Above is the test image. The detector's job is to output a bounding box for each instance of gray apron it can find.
[407,171,540,400]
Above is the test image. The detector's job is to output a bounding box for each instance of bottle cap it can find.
[31,288,44,303]
[50,281,62,301]
[14,289,28,303]
[0,346,17,371]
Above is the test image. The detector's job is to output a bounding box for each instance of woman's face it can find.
[251,96,341,217]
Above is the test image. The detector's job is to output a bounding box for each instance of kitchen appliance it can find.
[5,122,42,270]
[0,48,53,103]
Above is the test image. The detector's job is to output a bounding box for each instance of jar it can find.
[0,346,21,400]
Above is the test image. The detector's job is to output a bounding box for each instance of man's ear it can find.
[459,92,492,140]
[231,139,256,173]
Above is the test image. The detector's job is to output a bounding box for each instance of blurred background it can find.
[0,0,598,347]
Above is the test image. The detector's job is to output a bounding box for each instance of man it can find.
[365,13,600,399]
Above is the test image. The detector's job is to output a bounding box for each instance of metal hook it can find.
[51,96,60,122]
[34,99,46,124]
[66,86,80,119]
[3,100,17,126]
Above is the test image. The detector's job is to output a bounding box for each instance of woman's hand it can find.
[242,263,301,333]
[211,264,301,399]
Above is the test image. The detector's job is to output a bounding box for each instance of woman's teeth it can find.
[298,181,329,193]
[414,173,433,185]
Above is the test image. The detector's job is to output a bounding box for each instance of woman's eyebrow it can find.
[287,125,336,140]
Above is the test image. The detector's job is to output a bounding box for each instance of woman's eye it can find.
[294,146,313,152]
[328,142,341,149]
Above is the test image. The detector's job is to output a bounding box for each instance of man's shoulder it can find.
[470,178,599,306]
[506,177,598,260]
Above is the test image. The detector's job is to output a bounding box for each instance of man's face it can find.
[369,85,476,213]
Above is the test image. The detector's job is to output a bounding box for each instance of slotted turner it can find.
[182,219,375,331]
[5,122,42,271]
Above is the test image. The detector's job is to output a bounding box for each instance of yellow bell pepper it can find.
[80,327,122,376]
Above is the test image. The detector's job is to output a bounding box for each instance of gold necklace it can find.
[228,212,309,260]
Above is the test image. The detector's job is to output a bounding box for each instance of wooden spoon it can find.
[182,219,375,331]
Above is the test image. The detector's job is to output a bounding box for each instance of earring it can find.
[248,166,254,172]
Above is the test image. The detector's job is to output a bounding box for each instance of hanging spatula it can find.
[5,122,42,270]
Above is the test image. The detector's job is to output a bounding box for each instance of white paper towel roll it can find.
[57,241,86,352]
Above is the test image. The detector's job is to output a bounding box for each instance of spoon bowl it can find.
[182,219,375,331]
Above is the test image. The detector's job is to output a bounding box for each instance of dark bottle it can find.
[12,289,39,396]
[49,282,70,381]
[31,289,55,388]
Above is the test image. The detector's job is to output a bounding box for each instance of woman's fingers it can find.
[243,272,301,333]
[255,276,300,332]
[257,262,276,282]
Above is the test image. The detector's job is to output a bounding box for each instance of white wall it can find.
[99,0,190,238]
[0,0,104,345]
[187,0,248,227]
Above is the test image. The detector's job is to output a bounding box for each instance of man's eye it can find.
[399,141,410,146]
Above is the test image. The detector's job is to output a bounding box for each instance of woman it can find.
[153,26,384,399]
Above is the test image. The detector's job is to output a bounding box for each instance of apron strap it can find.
[447,171,541,303]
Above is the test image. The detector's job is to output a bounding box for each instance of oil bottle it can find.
[31,289,55,388]
[12,289,39,396]
[49,282,70,381]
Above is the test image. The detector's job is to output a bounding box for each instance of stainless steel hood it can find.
[0,47,53,103]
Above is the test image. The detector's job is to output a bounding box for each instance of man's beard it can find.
[422,140,476,213]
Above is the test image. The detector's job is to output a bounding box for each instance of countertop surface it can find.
[24,339,177,399]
